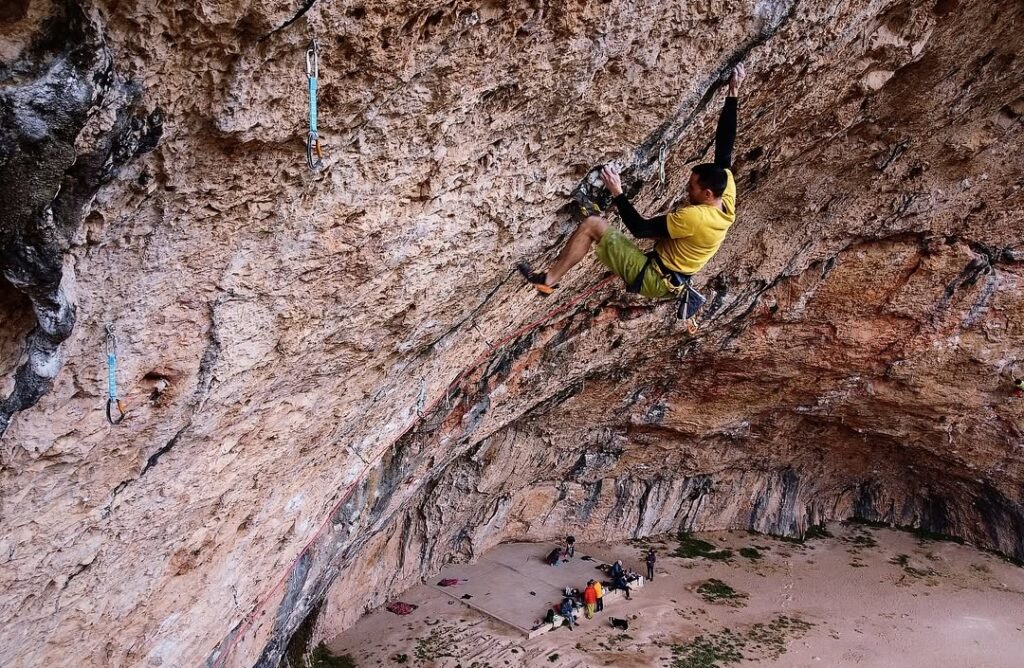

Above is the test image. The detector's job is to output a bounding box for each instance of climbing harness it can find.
[104,325,127,425]
[305,40,324,171]
[625,251,707,333]
[657,143,668,186]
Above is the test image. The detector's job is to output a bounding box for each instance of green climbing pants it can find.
[595,228,670,299]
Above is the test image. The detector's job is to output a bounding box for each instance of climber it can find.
[519,62,747,315]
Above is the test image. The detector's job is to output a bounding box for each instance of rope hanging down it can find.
[305,39,324,171]
[105,325,126,425]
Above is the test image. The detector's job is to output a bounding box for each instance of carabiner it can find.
[105,323,116,357]
[106,398,127,425]
[307,131,324,171]
[305,40,320,79]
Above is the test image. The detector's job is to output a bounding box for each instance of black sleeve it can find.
[612,194,669,239]
[714,96,738,169]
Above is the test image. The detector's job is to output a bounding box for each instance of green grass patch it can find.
[670,629,745,668]
[912,527,965,544]
[804,524,833,539]
[696,579,748,606]
[675,533,733,560]
[745,616,815,659]
[904,566,937,578]
[739,547,762,560]
[606,633,632,647]
[888,554,937,578]
[669,615,813,667]
[847,534,878,548]
[309,644,356,668]
[414,624,460,663]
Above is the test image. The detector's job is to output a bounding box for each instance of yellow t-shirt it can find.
[655,169,736,275]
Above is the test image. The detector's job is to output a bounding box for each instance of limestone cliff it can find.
[1,0,1022,666]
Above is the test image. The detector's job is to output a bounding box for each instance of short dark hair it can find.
[691,163,729,197]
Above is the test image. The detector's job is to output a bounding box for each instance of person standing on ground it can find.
[645,549,656,581]
[594,579,605,612]
[520,63,747,301]
[583,580,598,619]
[566,535,576,558]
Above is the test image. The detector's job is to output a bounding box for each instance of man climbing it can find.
[520,63,747,317]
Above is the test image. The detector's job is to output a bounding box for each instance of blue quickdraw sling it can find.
[306,40,324,171]
[105,325,126,425]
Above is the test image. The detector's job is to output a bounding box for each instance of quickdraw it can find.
[657,142,668,186]
[305,39,324,171]
[105,325,126,425]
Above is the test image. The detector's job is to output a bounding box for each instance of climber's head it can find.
[688,163,729,205]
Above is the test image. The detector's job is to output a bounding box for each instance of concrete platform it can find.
[428,542,643,638]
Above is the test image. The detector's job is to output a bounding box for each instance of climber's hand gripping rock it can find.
[600,165,623,198]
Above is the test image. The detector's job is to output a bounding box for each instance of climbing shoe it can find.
[517,262,557,295]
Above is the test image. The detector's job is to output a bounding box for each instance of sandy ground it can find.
[324,523,1024,667]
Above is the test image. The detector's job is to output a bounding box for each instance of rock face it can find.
[0,0,1022,666]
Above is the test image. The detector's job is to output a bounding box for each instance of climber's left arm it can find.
[601,165,669,239]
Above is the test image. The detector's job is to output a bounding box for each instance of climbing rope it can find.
[105,325,126,425]
[305,39,324,171]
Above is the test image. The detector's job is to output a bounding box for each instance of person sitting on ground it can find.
[613,572,632,600]
[609,561,632,599]
[583,580,598,619]
[559,596,576,631]
[520,63,747,303]
[546,547,562,566]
